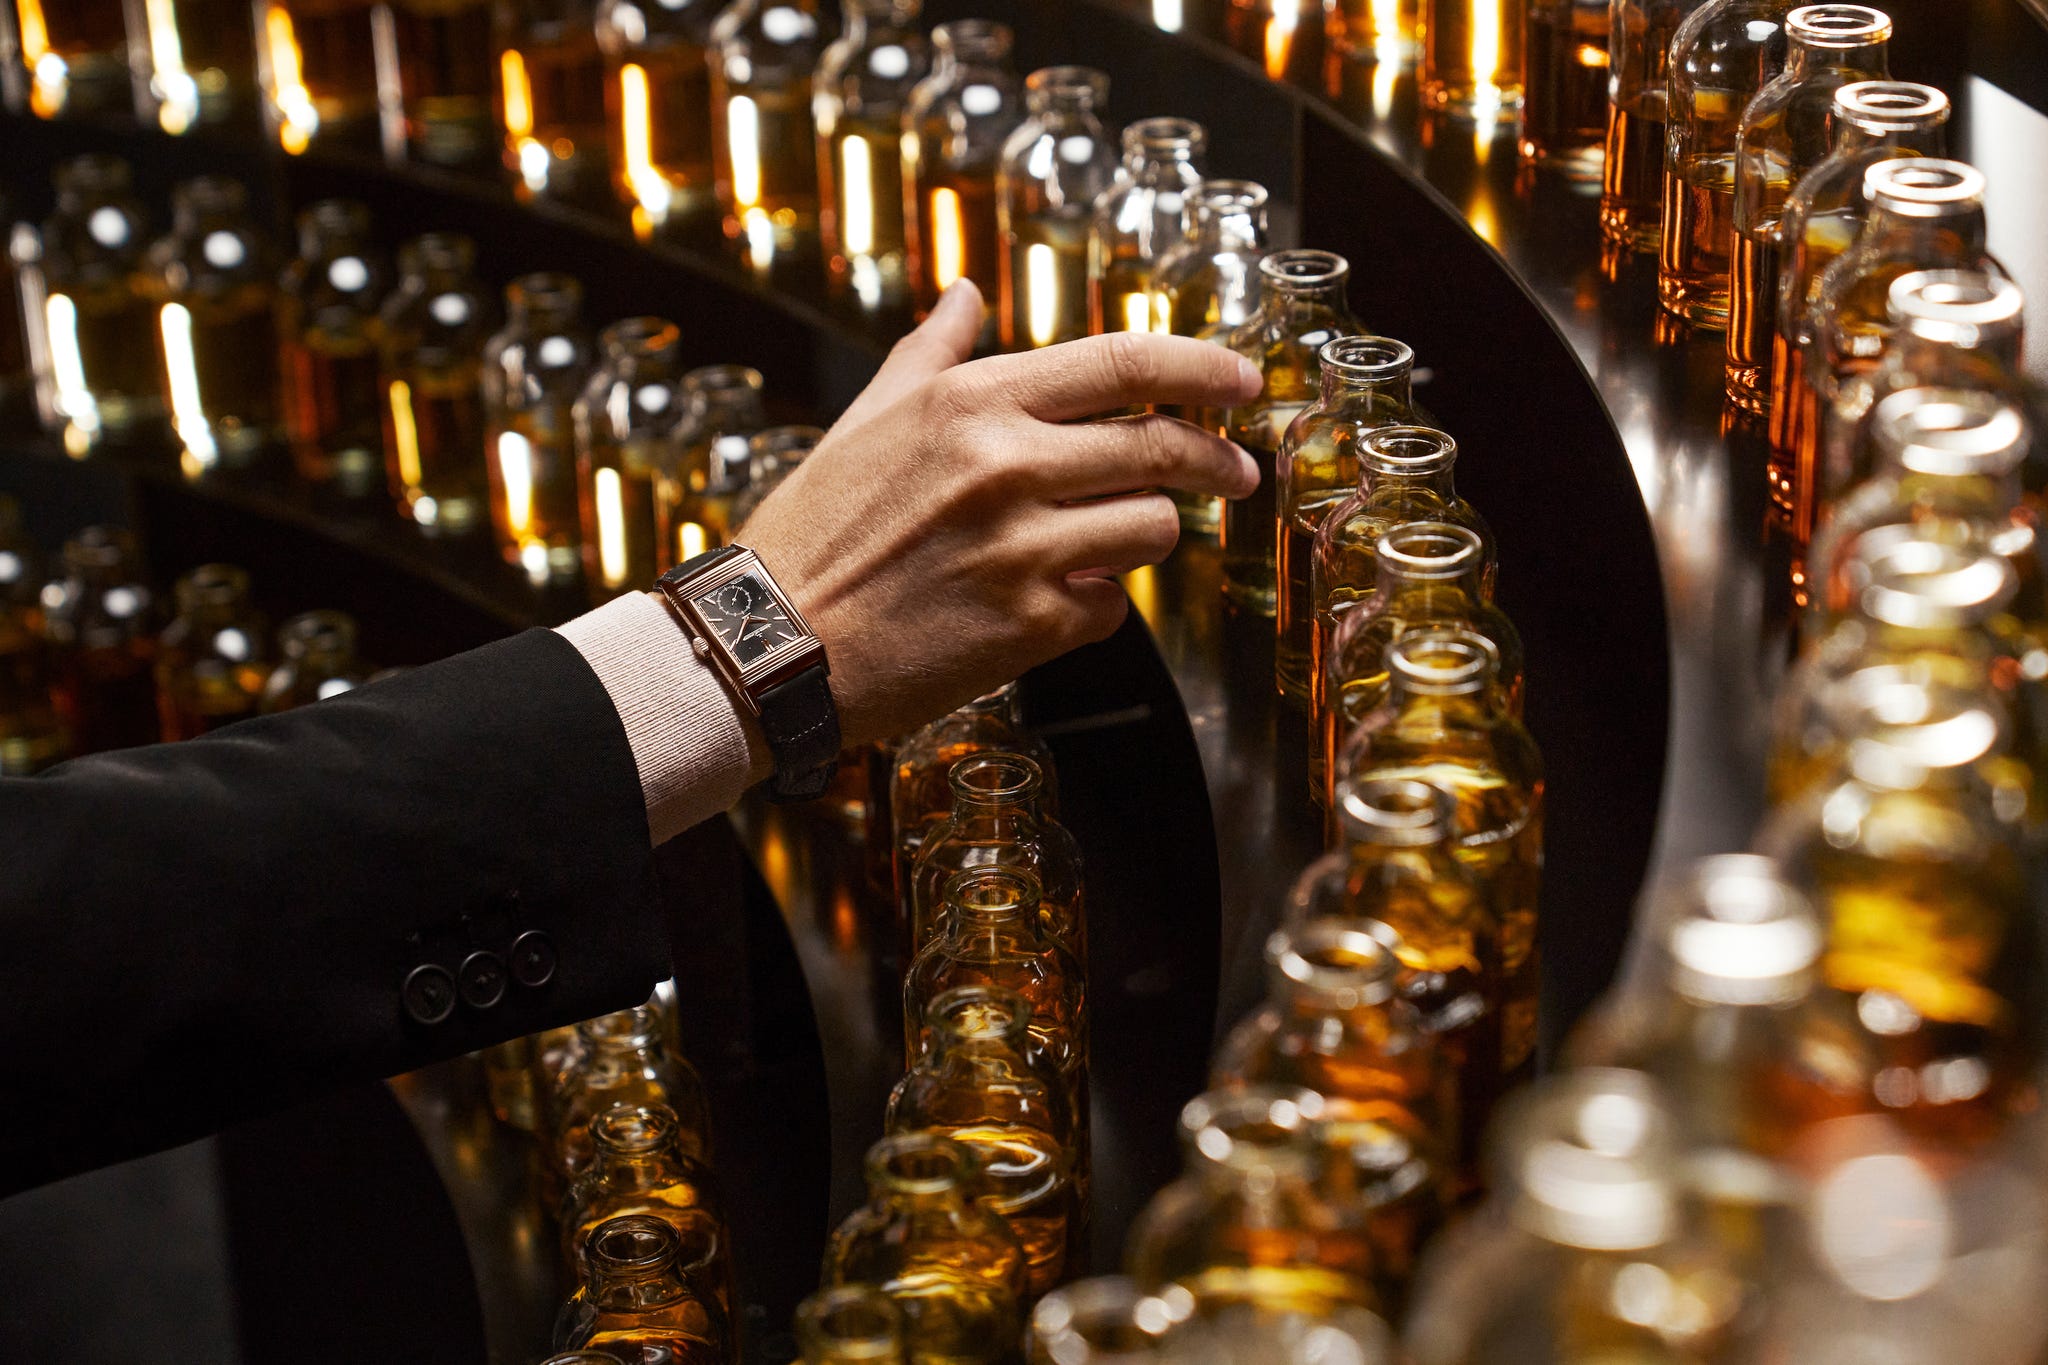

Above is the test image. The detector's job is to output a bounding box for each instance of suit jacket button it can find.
[509,930,557,988]
[402,964,457,1025]
[458,950,508,1009]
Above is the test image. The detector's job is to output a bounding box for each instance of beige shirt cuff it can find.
[556,591,772,845]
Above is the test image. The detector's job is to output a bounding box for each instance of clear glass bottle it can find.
[1319,529,1523,808]
[498,0,609,203]
[1274,338,1420,708]
[378,232,495,536]
[0,500,65,774]
[814,0,928,310]
[904,19,1021,331]
[576,316,684,602]
[277,199,390,498]
[821,1132,1028,1363]
[1726,4,1892,413]
[385,0,498,168]
[1599,0,1707,253]
[1221,250,1365,616]
[887,983,1081,1297]
[708,0,827,274]
[797,1284,907,1365]
[656,364,769,569]
[597,0,723,232]
[725,422,823,530]
[1335,628,1543,1082]
[259,609,371,712]
[546,1005,714,1191]
[37,155,159,453]
[890,681,1057,907]
[907,751,1084,962]
[1658,0,1797,328]
[1763,80,1950,528]
[1420,0,1526,117]
[144,177,281,479]
[555,1213,732,1365]
[1518,0,1608,181]
[561,1102,731,1314]
[259,0,383,152]
[1088,118,1207,337]
[134,0,259,133]
[483,272,594,586]
[155,564,271,740]
[997,66,1118,352]
[12,0,129,118]
[1025,1277,1186,1364]
[40,526,159,754]
[1212,921,1448,1307]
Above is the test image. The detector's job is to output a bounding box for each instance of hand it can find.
[738,279,1262,747]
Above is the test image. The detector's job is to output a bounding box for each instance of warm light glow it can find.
[1026,242,1060,349]
[18,0,66,118]
[501,49,532,137]
[1152,0,1182,30]
[497,430,534,537]
[1264,4,1298,80]
[595,466,630,587]
[160,303,219,471]
[1372,49,1400,121]
[263,5,318,154]
[143,0,199,134]
[840,134,875,257]
[388,379,422,491]
[620,64,673,221]
[929,187,966,290]
[1371,0,1402,49]
[676,520,709,562]
[1121,290,1152,333]
[728,95,763,209]
[1125,563,1162,631]
[741,206,776,273]
[1469,0,1504,106]
[43,293,95,443]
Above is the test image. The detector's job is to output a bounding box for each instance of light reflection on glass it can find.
[387,377,423,490]
[142,0,200,133]
[595,465,630,587]
[840,133,875,257]
[17,0,67,118]
[159,302,220,474]
[620,62,674,230]
[1026,241,1060,348]
[1153,0,1183,30]
[496,430,535,538]
[261,6,319,153]
[930,187,966,291]
[1265,3,1298,80]
[43,293,95,452]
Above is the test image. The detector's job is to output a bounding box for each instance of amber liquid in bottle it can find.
[1520,2,1609,179]
[1660,149,1739,326]
[609,46,717,223]
[170,290,282,468]
[284,328,383,494]
[63,288,164,438]
[505,23,608,198]
[714,83,822,261]
[1005,212,1091,350]
[275,0,382,134]
[390,0,498,166]
[914,171,1001,310]
[1090,257,1157,337]
[1725,223,1782,410]
[1223,403,1310,616]
[1766,205,1858,534]
[1420,0,1527,115]
[1600,94,1668,253]
[387,369,485,531]
[823,112,914,304]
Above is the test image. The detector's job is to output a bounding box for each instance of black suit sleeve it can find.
[0,627,668,1196]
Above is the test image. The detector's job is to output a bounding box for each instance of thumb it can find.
[835,279,985,429]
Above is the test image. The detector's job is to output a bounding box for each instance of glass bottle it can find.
[820,1131,1028,1363]
[1026,1278,1186,1364]
[260,609,371,712]
[1274,338,1419,708]
[277,199,391,498]
[656,364,769,569]
[1599,0,1706,253]
[155,564,271,740]
[385,0,498,168]
[725,422,823,531]
[1319,528,1523,808]
[561,1102,731,1308]
[144,176,281,480]
[0,500,65,774]
[907,751,1084,961]
[1088,118,1207,337]
[1126,1086,1380,1320]
[1518,0,1608,181]
[1212,922,1448,1307]
[483,272,594,585]
[886,984,1081,1297]
[797,1284,907,1365]
[1336,628,1543,1081]
[889,681,1056,906]
[555,1213,732,1365]
[378,232,495,536]
[1764,79,1950,526]
[498,0,609,203]
[11,0,129,118]
[37,155,159,453]
[997,66,1118,352]
[597,0,722,233]
[480,1034,538,1129]
[814,0,928,310]
[40,527,159,755]
[1658,0,1797,328]
[576,316,684,602]
[708,0,827,274]
[258,0,383,152]
[903,19,1021,332]
[1286,778,1497,1197]
[1725,4,1892,414]
[134,0,259,133]
[1420,0,1526,117]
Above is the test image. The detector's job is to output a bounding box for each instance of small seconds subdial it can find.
[695,574,796,664]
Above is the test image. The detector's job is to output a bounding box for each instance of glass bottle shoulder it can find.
[710,0,826,83]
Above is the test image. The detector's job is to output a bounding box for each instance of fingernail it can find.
[1234,355,1263,392]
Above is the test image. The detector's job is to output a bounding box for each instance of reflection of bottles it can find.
[498,0,609,202]
[1726,5,1891,413]
[41,527,159,755]
[797,1284,906,1365]
[815,0,928,310]
[556,1214,731,1365]
[575,317,683,602]
[386,0,498,167]
[821,1132,1028,1363]
[1275,339,1419,709]
[134,0,258,132]
[1212,922,1448,1307]
[887,984,1080,1296]
[561,1102,730,1312]
[260,0,381,150]
[1518,0,1607,180]
[1658,0,1795,328]
[482,272,593,585]
[278,200,390,497]
[1598,0,1701,253]
[598,0,722,230]
[378,232,495,535]
[0,500,65,773]
[908,751,1083,963]
[144,177,281,479]
[889,681,1056,908]
[1088,118,1207,336]
[546,1005,714,1189]
[996,66,1117,352]
[1287,779,1496,1198]
[657,365,767,568]
[1221,251,1364,616]
[12,0,129,118]
[480,1035,536,1129]
[260,610,371,712]
[156,564,271,740]
[39,155,160,453]
[708,0,826,272]
[903,19,1020,329]
[1420,0,1526,118]
[725,422,822,530]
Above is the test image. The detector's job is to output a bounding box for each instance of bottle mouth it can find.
[590,1102,680,1155]
[1024,64,1109,111]
[1846,704,2003,787]
[1030,1277,1192,1356]
[1179,1086,1324,1176]
[943,865,1043,919]
[1360,422,1454,476]
[1888,270,2026,349]
[577,1003,664,1048]
[1664,855,1822,1006]
[1376,522,1483,581]
[946,750,1043,803]
[1191,178,1269,217]
[1847,527,2016,630]
[933,16,1012,62]
[55,153,132,198]
[401,231,476,276]
[278,609,357,660]
[748,425,823,475]
[1834,80,1949,132]
[1333,775,1451,847]
[1786,4,1893,48]
[172,174,249,223]
[1122,116,1206,158]
[61,526,137,577]
[298,198,372,255]
[507,270,583,318]
[683,363,765,399]
[866,1131,972,1195]
[1864,159,1987,219]
[599,315,681,361]
[1501,1071,1677,1252]
[1385,626,1498,697]
[1259,248,1349,291]
[1822,667,2006,787]
[175,563,250,614]
[1321,335,1414,385]
[1871,388,2028,479]
[584,1214,680,1274]
[797,1286,903,1360]
[928,984,1032,1043]
[1267,920,1399,1008]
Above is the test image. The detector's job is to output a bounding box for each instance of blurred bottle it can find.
[483,271,593,586]
[724,422,821,529]
[12,0,129,118]
[480,1034,537,1129]
[38,155,160,453]
[556,1214,732,1365]
[258,0,381,151]
[144,176,280,480]
[797,1284,907,1365]
[1599,0,1705,254]
[820,1131,1028,1363]
[156,564,271,740]
[1025,1277,1186,1364]
[0,498,66,773]
[903,19,1020,336]
[544,1004,714,1192]
[576,316,683,602]
[1088,118,1207,337]
[278,199,391,498]
[1519,0,1607,181]
[561,1102,733,1320]
[1420,0,1526,118]
[907,751,1083,962]
[597,0,722,232]
[889,681,1056,909]
[1275,339,1421,710]
[708,0,826,275]
[657,365,768,568]
[133,0,259,132]
[814,0,928,311]
[887,983,1082,1296]
[260,609,371,712]
[379,232,494,535]
[498,0,608,203]
[41,527,158,754]
[996,66,1118,352]
[385,0,498,168]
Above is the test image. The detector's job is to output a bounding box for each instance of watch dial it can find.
[694,574,796,665]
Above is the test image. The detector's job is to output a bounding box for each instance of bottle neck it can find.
[1885,326,2024,389]
[590,1263,691,1310]
[1785,35,1888,81]
[1197,204,1266,253]
[1265,280,1349,326]
[1837,118,1948,159]
[1377,557,1485,601]
[1862,203,1990,270]
[1323,367,1414,414]
[942,902,1041,956]
[1363,462,1457,501]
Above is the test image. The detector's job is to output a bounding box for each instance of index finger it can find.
[966,332,1264,423]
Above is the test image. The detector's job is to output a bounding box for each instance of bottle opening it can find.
[403,231,477,276]
[932,17,1012,62]
[55,154,131,199]
[1498,1071,1676,1251]
[591,1102,679,1154]
[1031,1277,1190,1354]
[947,750,1041,803]
[1321,336,1415,384]
[1376,522,1483,579]
[298,198,372,255]
[172,175,249,224]
[748,425,824,474]
[1872,388,2028,479]
[1835,81,1949,131]
[1335,775,1451,847]
[1361,423,1454,476]
[278,609,357,660]
[1666,856,1822,1005]
[508,271,584,319]
[578,1003,664,1047]
[1268,921,1399,1008]
[1865,159,1987,217]
[1259,248,1349,291]
[929,984,1032,1042]
[683,364,766,399]
[1888,269,2026,355]
[599,315,682,360]
[1786,4,1893,47]
[1848,529,2016,629]
[1024,65,1109,112]
[62,527,138,576]
[798,1286,903,1359]
[945,865,1042,917]
[1122,116,1206,158]
[1181,1086,1324,1174]
[868,1131,971,1194]
[1386,626,1498,696]
[586,1214,680,1273]
[176,563,250,613]
[1191,179,1269,217]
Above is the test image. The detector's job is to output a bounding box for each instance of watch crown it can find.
[691,636,711,658]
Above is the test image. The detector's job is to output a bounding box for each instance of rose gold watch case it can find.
[656,547,827,717]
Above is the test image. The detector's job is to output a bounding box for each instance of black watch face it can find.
[694,573,798,665]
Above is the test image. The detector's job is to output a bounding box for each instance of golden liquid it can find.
[823,113,912,304]
[172,291,283,462]
[1319,1118,1445,1311]
[581,1317,726,1365]
[391,0,497,166]
[157,0,259,124]
[943,1124,1073,1298]
[1725,224,1781,413]
[1659,152,1737,328]
[1175,1261,1378,1320]
[507,26,608,197]
[608,44,717,219]
[480,1036,535,1129]
[1420,0,1526,114]
[157,657,266,740]
[1519,4,1608,179]
[1768,209,1860,536]
[909,841,1086,965]
[1277,496,1349,706]
[283,326,384,493]
[50,641,158,755]
[1090,257,1159,336]
[1222,406,1309,617]
[880,1266,1019,1365]
[579,438,664,602]
[63,288,166,437]
[488,409,583,575]
[384,364,488,534]
[1599,95,1666,253]
[1001,212,1090,351]
[280,0,380,130]
[912,169,1001,316]
[19,0,130,116]
[713,81,820,251]
[565,1188,731,1311]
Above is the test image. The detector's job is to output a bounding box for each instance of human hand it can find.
[738,279,1262,746]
